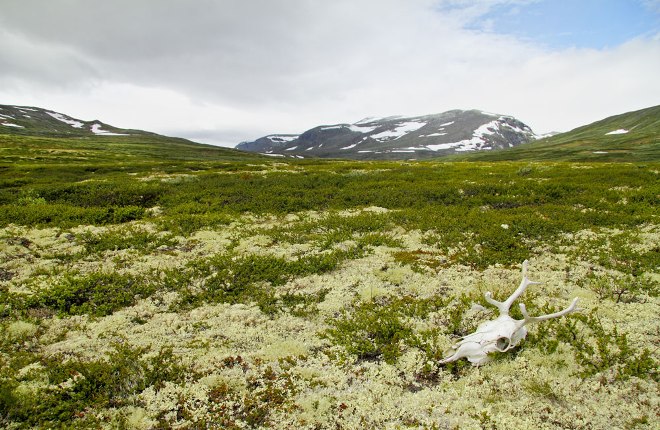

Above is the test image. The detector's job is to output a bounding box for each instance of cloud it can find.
[642,0,660,13]
[0,0,658,146]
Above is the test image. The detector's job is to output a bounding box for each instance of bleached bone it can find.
[440,260,580,366]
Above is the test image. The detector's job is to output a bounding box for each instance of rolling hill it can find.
[0,104,261,164]
[448,105,660,162]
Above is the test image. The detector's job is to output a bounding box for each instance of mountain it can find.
[236,110,537,160]
[0,104,261,162]
[448,105,660,162]
[0,104,157,137]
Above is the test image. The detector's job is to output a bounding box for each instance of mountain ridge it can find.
[446,104,660,162]
[0,104,159,138]
[236,109,537,160]
[0,103,262,163]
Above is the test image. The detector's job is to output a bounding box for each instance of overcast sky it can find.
[1,0,659,147]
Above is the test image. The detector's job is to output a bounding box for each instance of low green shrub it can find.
[322,301,413,364]
[79,226,176,254]
[528,308,658,382]
[176,248,363,314]
[0,343,187,428]
[322,294,473,365]
[29,272,155,317]
[587,273,659,303]
[0,203,145,227]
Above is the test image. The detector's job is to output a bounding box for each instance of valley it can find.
[0,104,658,429]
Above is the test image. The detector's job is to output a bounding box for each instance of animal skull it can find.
[440,260,580,366]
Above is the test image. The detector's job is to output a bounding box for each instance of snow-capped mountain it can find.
[0,104,153,137]
[236,110,537,159]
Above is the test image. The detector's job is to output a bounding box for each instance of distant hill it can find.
[449,105,660,162]
[236,110,537,160]
[0,104,159,138]
[0,104,261,163]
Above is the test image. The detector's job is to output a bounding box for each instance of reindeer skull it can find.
[440,260,580,366]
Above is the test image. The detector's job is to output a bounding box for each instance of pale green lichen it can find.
[2,210,658,429]
[6,320,37,340]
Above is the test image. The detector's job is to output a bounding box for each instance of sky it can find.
[0,0,659,147]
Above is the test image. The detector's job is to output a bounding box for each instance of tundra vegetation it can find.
[0,133,658,429]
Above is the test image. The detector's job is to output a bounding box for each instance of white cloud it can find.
[0,0,658,146]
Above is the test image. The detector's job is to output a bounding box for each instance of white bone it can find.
[518,297,581,326]
[440,260,580,366]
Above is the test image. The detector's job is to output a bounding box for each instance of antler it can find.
[518,297,581,326]
[484,260,541,316]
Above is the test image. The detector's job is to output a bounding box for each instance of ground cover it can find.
[1,154,658,428]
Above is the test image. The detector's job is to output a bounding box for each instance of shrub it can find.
[588,273,658,303]
[177,248,362,314]
[30,272,154,317]
[322,301,413,364]
[79,225,176,254]
[528,308,659,382]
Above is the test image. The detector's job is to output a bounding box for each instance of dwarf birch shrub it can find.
[177,247,363,314]
[0,203,145,227]
[78,226,176,254]
[322,294,476,365]
[30,272,154,317]
[528,308,659,382]
[322,301,413,364]
[587,273,658,303]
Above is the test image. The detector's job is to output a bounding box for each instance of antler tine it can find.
[483,291,507,313]
[485,260,541,316]
[501,260,541,313]
[519,297,581,326]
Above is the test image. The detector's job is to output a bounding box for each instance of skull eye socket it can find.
[495,337,511,351]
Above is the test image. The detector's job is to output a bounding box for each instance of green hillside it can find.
[0,133,262,166]
[0,104,262,164]
[449,105,660,162]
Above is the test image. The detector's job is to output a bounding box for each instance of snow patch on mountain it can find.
[348,124,378,133]
[354,116,401,125]
[426,142,462,151]
[91,123,128,136]
[267,135,298,142]
[1,122,24,128]
[46,111,84,128]
[370,121,426,142]
[425,118,515,152]
[481,111,499,117]
[605,129,628,135]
